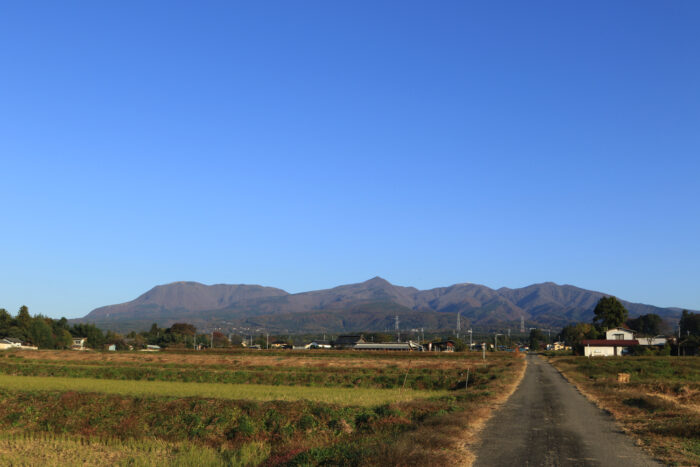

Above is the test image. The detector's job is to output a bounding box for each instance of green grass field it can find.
[0,374,444,405]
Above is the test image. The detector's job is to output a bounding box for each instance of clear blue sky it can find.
[1,1,699,319]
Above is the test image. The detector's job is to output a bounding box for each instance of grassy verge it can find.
[549,356,700,466]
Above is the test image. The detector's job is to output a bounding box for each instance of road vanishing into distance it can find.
[474,354,660,467]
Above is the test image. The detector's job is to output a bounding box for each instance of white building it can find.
[582,327,638,357]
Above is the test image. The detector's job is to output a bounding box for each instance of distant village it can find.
[1,300,698,356]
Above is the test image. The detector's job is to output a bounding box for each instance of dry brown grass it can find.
[374,353,528,467]
[0,350,528,466]
[11,348,510,371]
[549,357,700,466]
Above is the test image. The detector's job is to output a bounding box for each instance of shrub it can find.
[297,414,317,430]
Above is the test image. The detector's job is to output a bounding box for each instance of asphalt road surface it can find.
[473,354,660,466]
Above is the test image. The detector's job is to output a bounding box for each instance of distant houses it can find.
[427,340,455,352]
[71,337,88,351]
[306,340,332,349]
[333,335,366,349]
[354,341,423,351]
[270,341,292,349]
[0,338,38,350]
[546,341,570,351]
[0,338,23,350]
[294,335,426,351]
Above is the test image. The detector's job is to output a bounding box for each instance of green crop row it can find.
[0,374,445,405]
[0,360,481,390]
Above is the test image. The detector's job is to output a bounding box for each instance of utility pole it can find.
[467,329,473,350]
[395,315,400,342]
[266,333,269,350]
[520,316,525,333]
[494,333,503,351]
[457,312,461,339]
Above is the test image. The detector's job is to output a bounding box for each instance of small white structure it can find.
[305,340,332,349]
[72,337,88,350]
[547,341,569,351]
[638,336,667,346]
[583,328,638,357]
[0,338,23,350]
[354,341,423,351]
[606,327,635,340]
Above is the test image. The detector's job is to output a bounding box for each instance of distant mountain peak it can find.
[78,278,690,333]
[363,276,392,287]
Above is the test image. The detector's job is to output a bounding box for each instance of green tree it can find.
[529,329,546,350]
[16,305,31,331]
[56,329,73,349]
[679,310,700,355]
[146,323,163,345]
[0,308,12,335]
[27,318,54,348]
[679,310,700,335]
[561,323,599,346]
[592,296,628,330]
[70,323,105,349]
[446,336,467,351]
[213,331,230,348]
[169,323,196,336]
[627,313,662,336]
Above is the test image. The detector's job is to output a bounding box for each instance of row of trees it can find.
[0,307,220,351]
[0,306,106,349]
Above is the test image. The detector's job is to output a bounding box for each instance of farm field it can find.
[549,356,700,466]
[0,349,526,466]
[0,374,443,405]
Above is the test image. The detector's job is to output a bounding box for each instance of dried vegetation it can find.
[0,349,526,466]
[549,356,700,466]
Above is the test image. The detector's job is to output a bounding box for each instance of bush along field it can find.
[0,350,525,466]
[549,356,700,466]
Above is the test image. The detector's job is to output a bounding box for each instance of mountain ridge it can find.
[76,278,691,333]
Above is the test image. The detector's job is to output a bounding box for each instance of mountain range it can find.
[76,277,689,334]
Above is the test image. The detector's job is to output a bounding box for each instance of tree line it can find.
[0,306,207,350]
[0,306,105,349]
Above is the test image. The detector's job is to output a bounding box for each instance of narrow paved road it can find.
[473,354,660,466]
